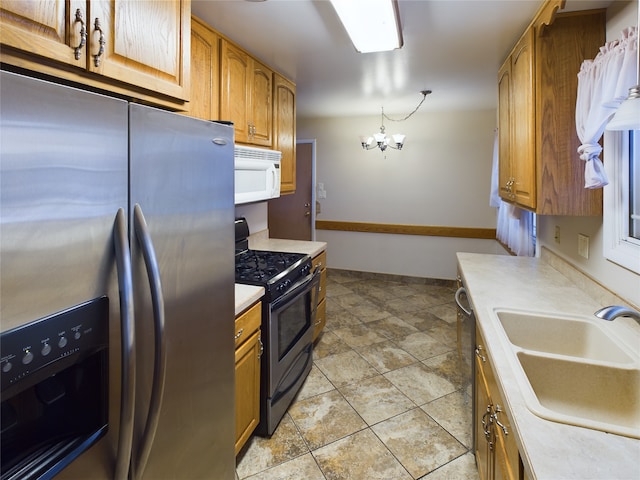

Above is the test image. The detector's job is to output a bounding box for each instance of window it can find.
[603,129,640,274]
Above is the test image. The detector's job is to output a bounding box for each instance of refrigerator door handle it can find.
[131,204,167,480]
[113,208,136,480]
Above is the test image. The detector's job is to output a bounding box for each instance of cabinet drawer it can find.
[235,301,261,348]
[313,298,326,342]
[312,251,326,271]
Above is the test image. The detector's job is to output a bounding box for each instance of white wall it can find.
[298,109,505,280]
[537,0,640,307]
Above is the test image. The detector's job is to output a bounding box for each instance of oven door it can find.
[267,268,320,396]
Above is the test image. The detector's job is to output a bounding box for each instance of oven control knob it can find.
[22,350,34,365]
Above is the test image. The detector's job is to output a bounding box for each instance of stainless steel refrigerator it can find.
[0,70,236,479]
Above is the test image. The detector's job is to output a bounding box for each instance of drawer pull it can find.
[234,328,244,341]
[494,405,509,436]
[475,345,486,362]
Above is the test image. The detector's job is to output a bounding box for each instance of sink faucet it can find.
[595,305,640,324]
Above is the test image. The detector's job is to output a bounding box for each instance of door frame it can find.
[297,139,317,240]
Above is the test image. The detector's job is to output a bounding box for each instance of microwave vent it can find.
[234,145,281,162]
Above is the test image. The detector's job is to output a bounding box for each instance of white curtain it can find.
[576,26,638,189]
[490,129,535,256]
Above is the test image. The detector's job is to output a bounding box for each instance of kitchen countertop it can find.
[248,236,327,259]
[235,284,264,316]
[457,251,640,480]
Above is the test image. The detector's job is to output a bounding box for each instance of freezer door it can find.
[0,71,129,478]
[128,104,236,479]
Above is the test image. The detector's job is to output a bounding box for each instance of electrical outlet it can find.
[554,226,561,244]
[578,234,589,259]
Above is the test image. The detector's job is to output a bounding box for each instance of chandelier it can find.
[360,90,432,152]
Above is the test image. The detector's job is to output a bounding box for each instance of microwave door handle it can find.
[131,204,167,480]
[269,164,278,196]
[113,208,136,480]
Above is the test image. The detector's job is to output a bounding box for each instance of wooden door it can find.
[0,0,88,69]
[268,142,313,240]
[221,40,250,142]
[249,59,273,146]
[187,16,219,121]
[88,0,189,100]
[510,28,536,209]
[274,74,296,194]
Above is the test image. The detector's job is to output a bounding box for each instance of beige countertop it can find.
[235,284,264,316]
[457,251,640,480]
[248,236,327,258]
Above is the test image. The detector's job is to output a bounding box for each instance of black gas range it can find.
[234,219,312,301]
[234,217,319,437]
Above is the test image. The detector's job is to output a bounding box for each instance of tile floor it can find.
[236,269,480,480]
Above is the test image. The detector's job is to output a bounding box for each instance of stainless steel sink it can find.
[492,309,640,439]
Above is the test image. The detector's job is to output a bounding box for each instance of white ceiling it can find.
[192,0,612,118]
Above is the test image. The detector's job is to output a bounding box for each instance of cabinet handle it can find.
[258,336,263,358]
[482,405,494,449]
[314,316,323,326]
[475,345,486,362]
[234,328,244,341]
[93,18,106,67]
[494,405,509,436]
[73,9,87,60]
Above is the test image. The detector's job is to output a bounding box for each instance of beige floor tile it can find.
[366,315,420,340]
[243,453,326,480]
[419,452,480,479]
[236,414,309,479]
[354,340,418,374]
[288,389,367,450]
[372,408,467,478]
[384,363,458,405]
[331,323,389,349]
[313,429,412,480]
[312,330,352,359]
[339,374,416,425]
[395,331,452,361]
[422,351,469,391]
[315,349,379,387]
[296,364,335,401]
[421,390,473,449]
[429,303,458,324]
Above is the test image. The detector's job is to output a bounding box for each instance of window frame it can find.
[603,130,640,274]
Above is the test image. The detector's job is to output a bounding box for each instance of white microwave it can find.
[234,145,281,205]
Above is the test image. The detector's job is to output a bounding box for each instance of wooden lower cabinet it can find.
[235,301,262,455]
[312,251,327,342]
[475,326,521,480]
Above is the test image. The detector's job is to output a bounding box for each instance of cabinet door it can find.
[221,40,250,142]
[0,0,87,69]
[235,330,261,455]
[88,0,189,100]
[497,60,513,203]
[274,74,297,194]
[249,59,273,146]
[475,342,493,480]
[510,28,536,209]
[187,16,219,121]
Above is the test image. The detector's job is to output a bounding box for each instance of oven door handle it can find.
[272,267,321,309]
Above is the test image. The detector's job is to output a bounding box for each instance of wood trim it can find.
[315,220,496,240]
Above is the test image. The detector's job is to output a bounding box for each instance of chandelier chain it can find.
[382,90,432,122]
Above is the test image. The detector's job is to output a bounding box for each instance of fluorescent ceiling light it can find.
[329,0,403,53]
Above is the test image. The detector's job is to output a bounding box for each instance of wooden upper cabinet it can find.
[509,28,536,210]
[497,0,605,215]
[186,16,220,121]
[88,1,189,100]
[0,0,190,106]
[221,39,272,146]
[273,74,296,194]
[0,0,88,69]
